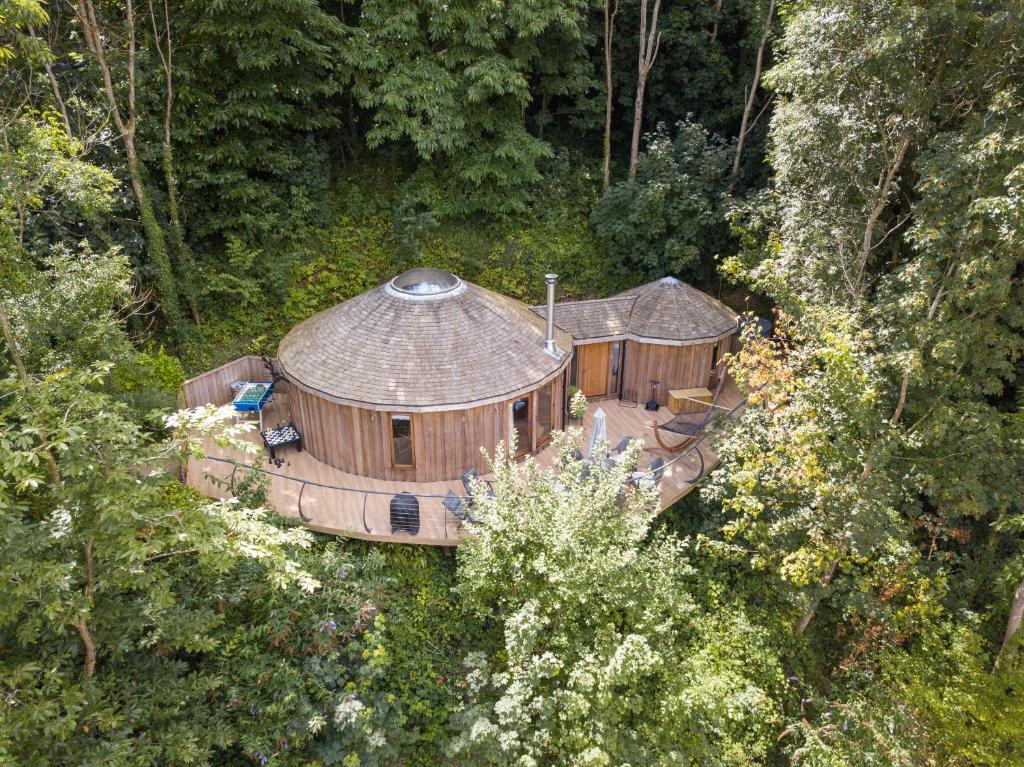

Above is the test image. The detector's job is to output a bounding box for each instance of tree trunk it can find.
[75,537,97,678]
[149,0,201,325]
[727,0,775,193]
[75,0,183,328]
[996,580,1024,668]
[602,0,618,190]
[29,25,73,139]
[628,0,662,181]
[856,133,912,280]
[710,0,724,42]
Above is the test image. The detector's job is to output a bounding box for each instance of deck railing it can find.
[198,454,471,543]
[194,390,751,543]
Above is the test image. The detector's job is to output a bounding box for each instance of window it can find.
[536,382,553,446]
[609,342,622,395]
[390,414,414,466]
[510,397,531,457]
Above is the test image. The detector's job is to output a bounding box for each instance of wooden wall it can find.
[182,356,270,408]
[621,338,731,406]
[291,373,566,483]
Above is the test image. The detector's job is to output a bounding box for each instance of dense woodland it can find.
[1,0,1023,764]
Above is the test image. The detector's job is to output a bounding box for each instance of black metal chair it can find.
[461,467,495,502]
[444,490,482,524]
[629,457,667,492]
[611,435,634,455]
[389,492,420,535]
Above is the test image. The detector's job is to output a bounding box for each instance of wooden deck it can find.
[185,371,744,546]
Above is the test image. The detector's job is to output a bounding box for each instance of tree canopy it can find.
[1,0,1022,764]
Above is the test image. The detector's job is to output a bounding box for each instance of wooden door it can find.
[577,342,610,397]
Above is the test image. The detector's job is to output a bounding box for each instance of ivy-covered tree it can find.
[592,119,731,281]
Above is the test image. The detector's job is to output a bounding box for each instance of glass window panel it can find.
[391,415,413,466]
[511,398,531,456]
[537,382,553,445]
[610,342,621,393]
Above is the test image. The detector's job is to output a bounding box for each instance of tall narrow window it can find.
[390,414,414,466]
[536,382,553,446]
[609,342,622,395]
[510,397,531,457]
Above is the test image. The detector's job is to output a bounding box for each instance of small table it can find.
[667,387,712,414]
[261,424,302,460]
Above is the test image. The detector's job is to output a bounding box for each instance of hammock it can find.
[650,367,727,453]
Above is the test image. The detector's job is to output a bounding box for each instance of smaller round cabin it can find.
[534,276,737,407]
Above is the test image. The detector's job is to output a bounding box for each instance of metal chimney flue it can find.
[544,273,558,355]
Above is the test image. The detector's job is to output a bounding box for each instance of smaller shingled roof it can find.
[533,276,737,345]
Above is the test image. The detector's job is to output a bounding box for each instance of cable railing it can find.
[200,455,471,543]
[193,391,752,542]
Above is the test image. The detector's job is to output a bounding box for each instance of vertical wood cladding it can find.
[182,355,268,407]
[291,379,565,482]
[622,340,726,407]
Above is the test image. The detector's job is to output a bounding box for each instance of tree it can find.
[145,0,200,325]
[341,0,590,216]
[627,0,661,180]
[173,0,347,246]
[602,0,618,189]
[451,432,784,765]
[592,119,731,281]
[727,0,774,193]
[72,0,184,328]
[718,0,1024,654]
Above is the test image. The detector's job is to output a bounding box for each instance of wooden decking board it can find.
[186,379,744,546]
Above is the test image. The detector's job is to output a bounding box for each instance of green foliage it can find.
[0,0,47,64]
[592,120,732,281]
[452,434,785,765]
[109,343,185,419]
[173,0,346,245]
[342,0,592,215]
[0,113,116,252]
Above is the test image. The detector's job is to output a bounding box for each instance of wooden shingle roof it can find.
[533,276,737,345]
[277,274,572,412]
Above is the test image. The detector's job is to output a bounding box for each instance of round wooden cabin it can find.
[276,269,572,483]
[538,277,738,407]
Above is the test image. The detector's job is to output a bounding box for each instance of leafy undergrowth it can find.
[178,166,625,377]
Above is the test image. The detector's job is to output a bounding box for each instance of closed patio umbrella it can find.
[588,407,607,458]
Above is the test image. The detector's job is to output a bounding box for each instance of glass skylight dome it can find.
[389,268,462,298]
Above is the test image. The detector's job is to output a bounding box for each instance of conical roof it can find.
[277,269,572,412]
[532,276,737,344]
[616,276,737,342]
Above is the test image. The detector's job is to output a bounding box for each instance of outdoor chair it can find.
[444,490,482,524]
[650,366,728,453]
[461,467,495,504]
[611,436,635,455]
[629,457,667,492]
